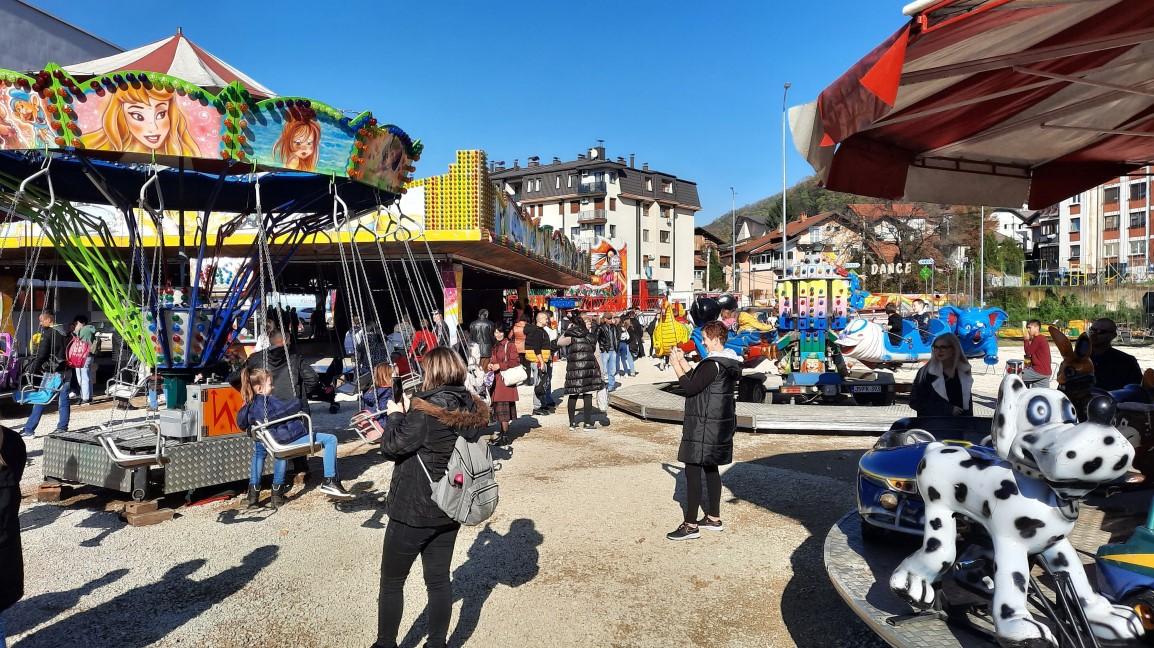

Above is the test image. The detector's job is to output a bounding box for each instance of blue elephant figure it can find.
[938,305,1008,365]
[847,272,869,311]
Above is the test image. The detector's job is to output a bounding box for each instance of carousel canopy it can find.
[791,0,1154,209]
[63,28,276,98]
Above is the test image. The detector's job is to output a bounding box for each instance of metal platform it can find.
[825,507,1137,648]
[609,383,995,434]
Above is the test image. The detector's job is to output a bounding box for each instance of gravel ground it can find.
[8,342,1132,648]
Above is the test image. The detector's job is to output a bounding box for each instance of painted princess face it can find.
[124,98,171,150]
[290,131,315,163]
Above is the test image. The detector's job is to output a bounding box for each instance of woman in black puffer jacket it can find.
[559,310,604,430]
[0,425,26,646]
[373,348,489,648]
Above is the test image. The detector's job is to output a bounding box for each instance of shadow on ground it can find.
[12,545,278,648]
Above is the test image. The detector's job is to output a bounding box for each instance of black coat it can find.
[0,426,26,612]
[380,386,489,527]
[596,323,620,353]
[468,317,496,358]
[233,346,319,408]
[678,355,742,466]
[28,324,69,377]
[563,321,603,395]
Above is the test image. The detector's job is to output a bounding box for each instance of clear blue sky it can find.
[33,0,908,225]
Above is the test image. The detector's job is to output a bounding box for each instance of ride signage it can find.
[868,262,913,275]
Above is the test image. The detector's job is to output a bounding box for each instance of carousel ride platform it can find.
[825,505,1137,647]
[608,382,995,434]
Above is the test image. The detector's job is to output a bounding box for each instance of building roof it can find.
[491,151,701,211]
[735,211,841,254]
[694,227,723,245]
[846,203,930,223]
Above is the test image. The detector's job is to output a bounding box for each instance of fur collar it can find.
[410,394,491,429]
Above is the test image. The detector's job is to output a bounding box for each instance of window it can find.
[1070,218,1080,233]
[570,227,579,238]
[694,269,704,281]
[1105,214,1120,231]
[645,177,653,191]
[570,201,579,214]
[1131,211,1146,229]
[609,171,616,184]
[1131,240,1145,256]
[609,224,617,238]
[1105,241,1120,258]
[659,255,671,269]
[662,180,673,194]
[1132,183,1147,201]
[643,229,650,242]
[609,197,616,210]
[534,179,541,191]
[555,175,560,189]
[1070,244,1080,258]
[558,202,565,215]
[567,175,573,188]
[660,230,671,243]
[1070,193,1082,204]
[1104,186,1120,203]
[593,224,604,237]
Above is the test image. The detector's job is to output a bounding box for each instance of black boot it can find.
[270,484,287,509]
[246,484,260,507]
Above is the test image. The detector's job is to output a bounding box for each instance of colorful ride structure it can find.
[835,305,1009,367]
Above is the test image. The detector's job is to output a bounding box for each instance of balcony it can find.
[578,181,607,195]
[577,209,607,224]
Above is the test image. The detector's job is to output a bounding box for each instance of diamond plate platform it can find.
[609,383,995,434]
[825,505,1144,648]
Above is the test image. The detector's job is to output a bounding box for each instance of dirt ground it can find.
[4,353,902,648]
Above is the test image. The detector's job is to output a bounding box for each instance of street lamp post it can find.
[781,82,792,278]
[731,186,737,295]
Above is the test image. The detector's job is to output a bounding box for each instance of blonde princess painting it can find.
[272,118,320,171]
[80,87,201,156]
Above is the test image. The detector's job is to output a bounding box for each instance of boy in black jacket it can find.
[21,311,72,437]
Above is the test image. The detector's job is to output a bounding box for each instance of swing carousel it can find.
[0,32,588,502]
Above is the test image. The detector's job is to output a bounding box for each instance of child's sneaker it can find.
[568,422,579,432]
[319,478,354,500]
[666,522,700,541]
[696,517,724,532]
[246,485,260,507]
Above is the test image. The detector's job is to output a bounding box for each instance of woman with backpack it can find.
[69,315,97,405]
[373,347,490,648]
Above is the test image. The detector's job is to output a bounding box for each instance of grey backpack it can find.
[417,434,499,526]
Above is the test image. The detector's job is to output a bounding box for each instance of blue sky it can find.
[34,0,908,224]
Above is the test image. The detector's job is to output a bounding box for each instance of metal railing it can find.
[577,209,607,223]
[578,182,606,194]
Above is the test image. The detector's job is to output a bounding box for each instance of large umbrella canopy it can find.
[62,28,275,98]
[791,0,1154,209]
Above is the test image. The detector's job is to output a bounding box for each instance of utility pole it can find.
[731,186,737,296]
[781,82,792,277]
[979,205,986,306]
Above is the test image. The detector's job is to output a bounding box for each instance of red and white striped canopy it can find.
[791,0,1154,209]
[63,28,276,98]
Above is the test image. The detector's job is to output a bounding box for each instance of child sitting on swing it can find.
[361,362,394,413]
[237,367,353,507]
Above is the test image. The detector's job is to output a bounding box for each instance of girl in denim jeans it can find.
[238,368,352,507]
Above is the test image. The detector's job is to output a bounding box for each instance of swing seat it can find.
[95,420,167,468]
[251,412,317,460]
[15,372,64,405]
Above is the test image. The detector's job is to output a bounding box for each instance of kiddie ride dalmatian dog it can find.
[891,375,1144,647]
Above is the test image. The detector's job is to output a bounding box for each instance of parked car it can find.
[297,307,316,339]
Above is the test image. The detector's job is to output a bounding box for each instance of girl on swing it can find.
[237,367,353,507]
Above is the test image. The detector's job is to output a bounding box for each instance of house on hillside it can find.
[694,227,724,291]
[734,215,768,242]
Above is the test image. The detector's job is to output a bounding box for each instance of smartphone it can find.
[392,376,405,403]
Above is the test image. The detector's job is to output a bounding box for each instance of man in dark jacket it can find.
[524,311,557,415]
[666,321,741,541]
[468,309,496,366]
[234,329,318,409]
[431,310,451,349]
[596,315,620,391]
[1089,318,1144,391]
[21,311,72,437]
[0,425,26,645]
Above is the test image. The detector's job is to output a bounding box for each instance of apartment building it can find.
[1029,167,1152,283]
[490,145,700,296]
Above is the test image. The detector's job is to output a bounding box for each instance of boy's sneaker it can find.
[246,485,260,507]
[666,522,700,541]
[697,517,724,532]
[319,478,354,500]
[583,422,596,430]
[568,422,579,432]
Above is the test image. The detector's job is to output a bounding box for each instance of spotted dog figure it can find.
[890,374,1143,647]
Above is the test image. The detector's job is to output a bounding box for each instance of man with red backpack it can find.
[69,315,97,405]
[21,311,71,437]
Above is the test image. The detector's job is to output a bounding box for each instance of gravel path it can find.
[2,351,1046,648]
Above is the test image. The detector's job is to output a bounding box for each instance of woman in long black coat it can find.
[0,425,26,646]
[666,321,742,541]
[559,310,604,430]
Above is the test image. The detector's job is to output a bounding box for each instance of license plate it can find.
[853,385,882,393]
[781,386,806,394]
